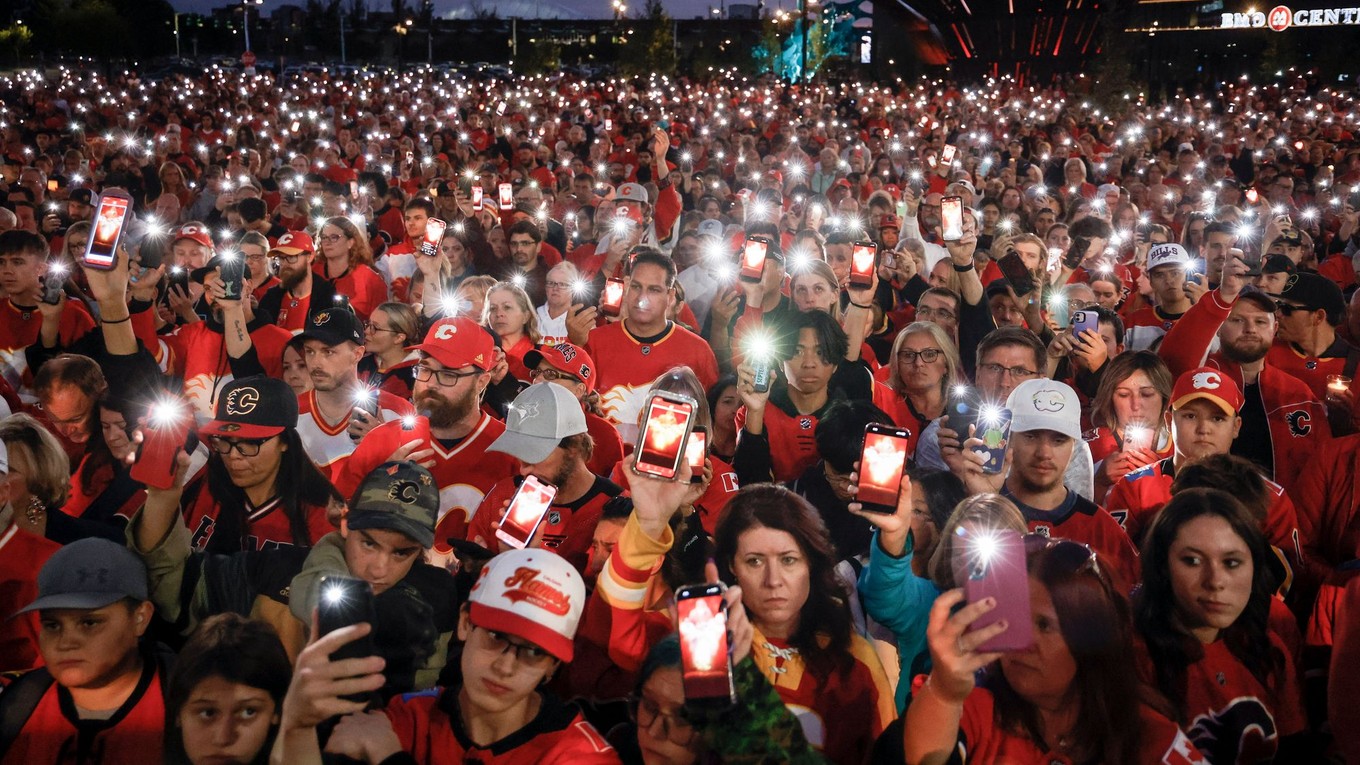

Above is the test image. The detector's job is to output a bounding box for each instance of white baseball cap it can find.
[1146,242,1191,272]
[467,548,585,662]
[1006,379,1082,441]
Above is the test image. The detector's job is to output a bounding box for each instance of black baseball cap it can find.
[300,307,364,346]
[348,461,439,548]
[199,375,299,439]
[69,188,95,206]
[1261,254,1297,276]
[1273,272,1345,324]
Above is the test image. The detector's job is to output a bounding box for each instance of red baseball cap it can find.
[523,343,597,392]
[174,223,213,249]
[415,318,495,372]
[270,231,314,256]
[879,214,901,230]
[1171,367,1243,416]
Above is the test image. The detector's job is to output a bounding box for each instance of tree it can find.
[619,0,675,76]
[57,0,136,60]
[0,23,33,66]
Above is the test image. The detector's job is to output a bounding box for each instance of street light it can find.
[612,0,628,19]
[241,0,263,53]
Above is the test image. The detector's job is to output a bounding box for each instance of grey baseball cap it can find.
[487,383,587,464]
[18,538,149,614]
[347,461,439,548]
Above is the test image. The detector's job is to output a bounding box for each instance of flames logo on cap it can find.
[1033,389,1065,412]
[1192,371,1222,390]
[501,567,571,615]
[225,386,259,415]
[387,479,421,504]
[313,311,332,325]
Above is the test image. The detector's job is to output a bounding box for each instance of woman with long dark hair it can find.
[165,614,291,765]
[715,484,895,765]
[904,533,1206,764]
[1135,488,1308,762]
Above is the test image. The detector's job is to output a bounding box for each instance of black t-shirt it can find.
[1233,381,1274,477]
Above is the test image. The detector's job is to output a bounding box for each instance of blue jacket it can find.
[857,530,943,712]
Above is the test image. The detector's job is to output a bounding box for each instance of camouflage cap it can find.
[347,461,439,548]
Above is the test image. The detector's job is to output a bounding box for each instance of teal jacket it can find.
[856,530,942,712]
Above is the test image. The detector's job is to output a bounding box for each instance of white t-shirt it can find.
[536,304,570,346]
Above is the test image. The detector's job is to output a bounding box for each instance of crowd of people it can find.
[0,62,1359,764]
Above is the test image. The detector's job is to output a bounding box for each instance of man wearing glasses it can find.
[1265,272,1357,429]
[336,318,520,545]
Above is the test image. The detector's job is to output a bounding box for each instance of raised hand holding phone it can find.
[848,469,915,557]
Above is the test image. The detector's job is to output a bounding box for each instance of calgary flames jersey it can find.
[585,321,719,444]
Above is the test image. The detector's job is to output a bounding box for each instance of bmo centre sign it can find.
[1220,4,1360,29]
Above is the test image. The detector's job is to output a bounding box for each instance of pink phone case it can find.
[963,530,1033,652]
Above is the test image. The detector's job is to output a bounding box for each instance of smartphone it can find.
[946,386,980,438]
[471,185,484,211]
[675,583,737,710]
[129,402,193,490]
[961,529,1033,652]
[166,265,191,301]
[40,264,67,306]
[218,254,246,301]
[84,191,133,270]
[633,392,697,481]
[422,218,447,256]
[1071,309,1099,338]
[850,241,877,289]
[997,250,1036,296]
[47,179,58,192]
[498,182,514,211]
[1048,290,1072,329]
[315,576,379,702]
[686,427,708,485]
[855,423,911,513]
[927,154,938,169]
[405,150,414,170]
[941,196,964,242]
[751,357,773,393]
[604,117,614,132]
[974,407,1013,474]
[738,235,771,283]
[496,475,558,549]
[942,144,958,164]
[600,277,625,318]
[496,100,507,117]
[1246,188,1260,204]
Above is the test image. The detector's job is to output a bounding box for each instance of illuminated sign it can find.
[1220,4,1360,28]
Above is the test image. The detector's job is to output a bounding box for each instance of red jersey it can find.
[145,318,293,422]
[252,275,280,303]
[952,687,1207,765]
[271,290,312,333]
[586,321,719,444]
[0,660,166,765]
[1266,337,1352,406]
[1291,434,1360,591]
[608,455,740,536]
[383,687,620,764]
[1104,459,1302,572]
[181,483,333,552]
[466,475,623,573]
[734,404,820,484]
[336,414,519,543]
[1006,488,1141,593]
[0,298,94,398]
[503,335,535,384]
[585,411,624,477]
[318,262,389,321]
[750,626,896,765]
[296,389,414,477]
[379,242,418,304]
[0,523,59,672]
[1138,636,1304,765]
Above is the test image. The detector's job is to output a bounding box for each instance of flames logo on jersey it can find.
[1285,410,1311,437]
[1186,696,1277,765]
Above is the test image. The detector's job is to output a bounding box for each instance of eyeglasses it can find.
[530,367,581,384]
[363,322,400,335]
[1273,300,1307,316]
[545,280,572,291]
[915,306,956,321]
[474,626,555,667]
[318,234,345,244]
[272,253,307,265]
[978,362,1038,380]
[629,695,697,746]
[897,348,944,365]
[414,363,480,386]
[209,436,273,457]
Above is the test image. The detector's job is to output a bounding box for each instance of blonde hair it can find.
[927,493,1028,590]
[886,321,961,400]
[0,413,71,510]
[483,281,542,343]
